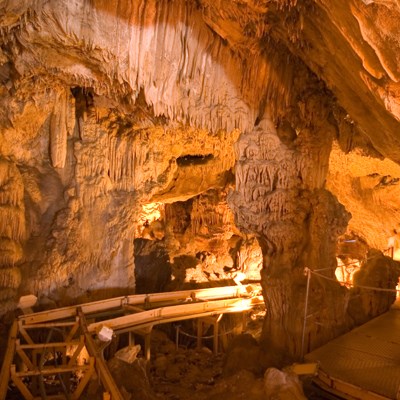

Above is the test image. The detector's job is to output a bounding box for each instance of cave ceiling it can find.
[2,0,400,153]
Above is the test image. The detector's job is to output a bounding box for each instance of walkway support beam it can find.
[301,267,311,360]
[0,320,18,400]
[78,309,124,400]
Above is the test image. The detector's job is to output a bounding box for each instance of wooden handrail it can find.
[21,284,260,325]
[88,296,264,333]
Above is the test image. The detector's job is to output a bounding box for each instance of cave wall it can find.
[6,90,242,308]
[197,0,400,162]
[327,142,400,250]
[0,0,260,133]
[194,0,400,253]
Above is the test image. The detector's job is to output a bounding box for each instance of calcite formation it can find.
[228,102,351,360]
[0,158,25,311]
[0,0,400,364]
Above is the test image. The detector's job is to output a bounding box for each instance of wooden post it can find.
[213,319,219,355]
[65,317,80,342]
[78,309,124,400]
[197,315,223,355]
[15,340,35,370]
[18,320,33,345]
[128,331,135,346]
[133,326,152,360]
[144,332,151,361]
[0,320,18,400]
[10,365,34,400]
[197,319,203,349]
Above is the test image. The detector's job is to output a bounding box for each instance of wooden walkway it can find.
[306,306,400,399]
[0,284,263,400]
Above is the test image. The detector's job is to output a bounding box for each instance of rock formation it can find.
[1,0,400,367]
[0,158,25,312]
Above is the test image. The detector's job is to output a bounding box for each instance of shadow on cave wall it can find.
[134,238,171,294]
[134,239,238,294]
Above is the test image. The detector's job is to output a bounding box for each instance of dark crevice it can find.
[176,154,214,166]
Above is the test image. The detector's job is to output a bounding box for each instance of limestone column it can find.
[228,116,350,364]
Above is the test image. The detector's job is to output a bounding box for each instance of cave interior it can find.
[1,0,400,399]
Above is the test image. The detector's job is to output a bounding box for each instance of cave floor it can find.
[306,305,400,399]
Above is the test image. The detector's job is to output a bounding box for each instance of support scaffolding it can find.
[0,284,263,400]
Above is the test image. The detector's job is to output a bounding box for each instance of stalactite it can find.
[0,159,24,307]
[0,239,23,266]
[107,133,139,192]
[0,267,21,289]
[0,206,26,240]
[50,90,69,169]
[7,0,271,133]
[0,160,26,249]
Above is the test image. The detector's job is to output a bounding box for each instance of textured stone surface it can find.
[264,368,307,400]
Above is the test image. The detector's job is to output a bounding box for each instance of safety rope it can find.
[301,265,399,359]
[175,325,238,340]
[308,268,400,293]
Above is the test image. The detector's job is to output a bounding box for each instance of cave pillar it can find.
[228,120,350,364]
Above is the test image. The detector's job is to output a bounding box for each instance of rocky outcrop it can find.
[0,0,257,305]
[347,250,400,325]
[107,356,155,400]
[264,368,307,400]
